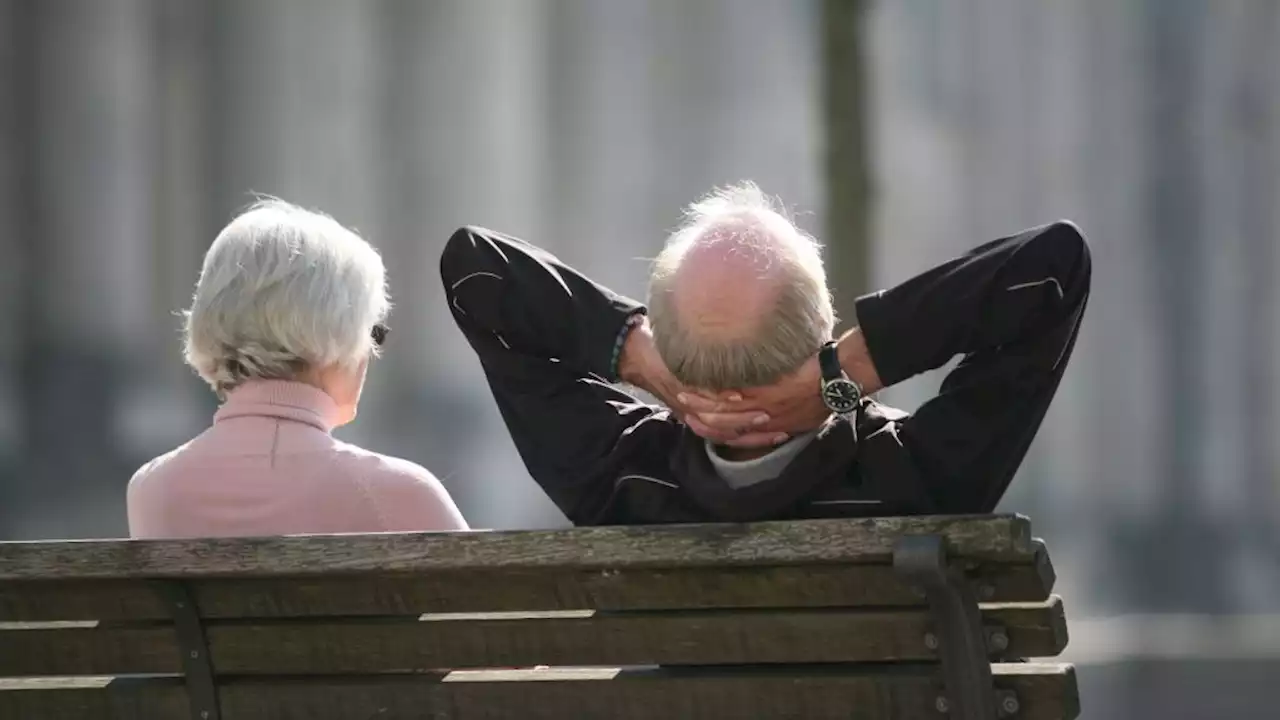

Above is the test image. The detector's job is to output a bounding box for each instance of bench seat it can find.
[0,514,1079,720]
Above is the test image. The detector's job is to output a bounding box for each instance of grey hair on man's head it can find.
[183,198,390,396]
[647,182,835,390]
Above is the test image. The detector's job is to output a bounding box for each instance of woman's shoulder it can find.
[327,439,444,489]
[327,440,468,531]
[128,442,195,488]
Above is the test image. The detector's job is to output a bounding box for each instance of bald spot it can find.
[668,227,790,342]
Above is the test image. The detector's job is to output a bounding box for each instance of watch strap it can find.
[818,340,844,382]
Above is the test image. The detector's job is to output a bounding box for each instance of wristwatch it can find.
[819,340,863,415]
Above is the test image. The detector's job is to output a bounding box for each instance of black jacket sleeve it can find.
[439,226,674,523]
[854,220,1092,512]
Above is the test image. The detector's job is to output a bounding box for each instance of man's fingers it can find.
[677,394,743,413]
[677,393,722,412]
[684,415,740,443]
[694,411,770,429]
[677,391,745,412]
[685,415,790,449]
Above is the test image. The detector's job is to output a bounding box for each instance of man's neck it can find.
[704,432,820,490]
[715,445,775,462]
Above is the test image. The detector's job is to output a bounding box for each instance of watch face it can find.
[822,378,861,414]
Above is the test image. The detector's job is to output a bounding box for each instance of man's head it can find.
[647,182,835,390]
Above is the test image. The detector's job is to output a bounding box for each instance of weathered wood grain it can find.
[0,663,1079,720]
[0,548,1054,621]
[981,596,1070,659]
[0,515,1034,580]
[0,598,1066,675]
[0,622,178,676]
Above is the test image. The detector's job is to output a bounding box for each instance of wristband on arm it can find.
[608,312,647,381]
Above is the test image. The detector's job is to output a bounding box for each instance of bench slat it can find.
[0,664,1079,720]
[0,542,1055,621]
[0,516,1033,581]
[0,599,1067,675]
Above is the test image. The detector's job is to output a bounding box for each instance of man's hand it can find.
[618,319,786,447]
[679,355,826,446]
[682,328,884,448]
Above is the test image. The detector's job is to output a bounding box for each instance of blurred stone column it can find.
[208,0,385,445]
[822,0,871,309]
[0,0,25,533]
[1267,4,1280,542]
[16,0,158,538]
[1071,1,1158,598]
[375,0,553,527]
[1196,0,1280,611]
[646,0,822,238]
[208,0,383,217]
[113,0,217,474]
[1132,0,1225,612]
[539,0,822,295]
[544,0,660,295]
[1004,0,1090,532]
[1197,0,1251,551]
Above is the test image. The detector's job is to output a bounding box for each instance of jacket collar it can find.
[670,419,857,522]
[213,380,340,432]
[668,399,927,521]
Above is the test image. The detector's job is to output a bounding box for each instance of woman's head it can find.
[183,198,390,425]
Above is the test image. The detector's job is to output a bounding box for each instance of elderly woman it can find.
[127,199,468,538]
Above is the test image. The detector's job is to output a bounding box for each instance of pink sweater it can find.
[127,380,469,538]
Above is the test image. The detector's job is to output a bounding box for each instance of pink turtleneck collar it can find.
[213,379,343,432]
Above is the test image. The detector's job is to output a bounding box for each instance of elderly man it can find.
[440,183,1089,524]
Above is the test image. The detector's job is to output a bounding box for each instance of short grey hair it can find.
[647,182,836,390]
[183,198,390,396]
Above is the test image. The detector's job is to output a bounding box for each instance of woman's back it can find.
[127,200,468,539]
[128,381,467,539]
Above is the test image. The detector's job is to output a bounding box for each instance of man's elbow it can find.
[439,225,486,289]
[1041,219,1089,259]
[1033,219,1092,299]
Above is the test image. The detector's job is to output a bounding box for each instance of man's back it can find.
[439,214,1090,526]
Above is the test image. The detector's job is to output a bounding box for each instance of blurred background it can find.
[1,0,1278,717]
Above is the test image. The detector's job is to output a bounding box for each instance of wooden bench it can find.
[0,515,1078,720]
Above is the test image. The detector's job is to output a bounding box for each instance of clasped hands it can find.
[618,319,848,448]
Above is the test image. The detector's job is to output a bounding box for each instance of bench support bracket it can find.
[895,535,1000,720]
[152,580,221,720]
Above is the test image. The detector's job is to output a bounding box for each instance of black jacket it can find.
[440,222,1091,525]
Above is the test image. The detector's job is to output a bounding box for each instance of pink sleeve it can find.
[126,468,158,539]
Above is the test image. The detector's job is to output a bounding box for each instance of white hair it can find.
[183,198,390,396]
[647,182,835,389]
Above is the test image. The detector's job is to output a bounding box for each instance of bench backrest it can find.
[0,515,1077,720]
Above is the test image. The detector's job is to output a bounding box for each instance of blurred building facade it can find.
[1,1,1278,717]
[0,0,823,537]
[866,2,1280,715]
